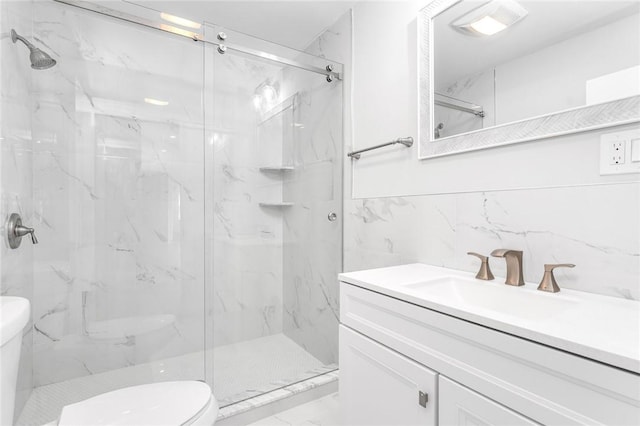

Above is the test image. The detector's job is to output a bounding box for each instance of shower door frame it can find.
[53,0,342,82]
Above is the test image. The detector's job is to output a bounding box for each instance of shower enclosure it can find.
[0,1,344,424]
[203,22,343,407]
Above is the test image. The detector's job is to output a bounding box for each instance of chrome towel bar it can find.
[347,137,413,159]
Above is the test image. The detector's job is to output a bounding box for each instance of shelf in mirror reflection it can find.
[258,202,294,208]
[258,166,295,172]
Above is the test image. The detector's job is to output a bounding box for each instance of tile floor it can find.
[247,393,341,425]
[17,334,333,425]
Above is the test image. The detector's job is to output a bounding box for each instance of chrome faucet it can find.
[491,249,524,286]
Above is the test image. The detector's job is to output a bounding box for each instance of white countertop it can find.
[339,264,640,374]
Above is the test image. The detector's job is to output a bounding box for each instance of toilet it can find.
[43,380,218,426]
[1,297,218,426]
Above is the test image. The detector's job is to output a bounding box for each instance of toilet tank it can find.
[1,297,31,426]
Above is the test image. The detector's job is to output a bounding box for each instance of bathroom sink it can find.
[404,277,578,321]
[0,296,30,347]
[339,263,640,373]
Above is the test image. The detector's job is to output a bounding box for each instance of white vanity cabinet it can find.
[340,325,438,425]
[339,265,640,426]
[439,377,538,426]
[340,323,536,426]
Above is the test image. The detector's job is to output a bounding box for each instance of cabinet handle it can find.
[418,390,429,407]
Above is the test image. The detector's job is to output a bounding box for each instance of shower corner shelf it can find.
[259,166,295,173]
[259,202,294,208]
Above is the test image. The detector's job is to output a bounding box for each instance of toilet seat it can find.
[57,381,218,426]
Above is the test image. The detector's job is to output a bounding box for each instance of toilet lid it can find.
[58,381,212,426]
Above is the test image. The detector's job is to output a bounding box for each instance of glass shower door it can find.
[18,2,208,424]
[204,24,343,407]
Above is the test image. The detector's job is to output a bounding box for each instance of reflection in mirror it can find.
[433,0,640,140]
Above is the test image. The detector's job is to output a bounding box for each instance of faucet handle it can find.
[6,213,38,249]
[15,225,38,244]
[467,252,495,281]
[537,263,575,293]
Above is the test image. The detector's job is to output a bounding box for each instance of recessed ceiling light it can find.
[470,16,508,36]
[144,97,169,106]
[452,0,528,37]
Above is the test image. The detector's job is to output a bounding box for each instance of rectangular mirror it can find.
[419,0,640,158]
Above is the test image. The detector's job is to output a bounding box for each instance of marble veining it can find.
[345,183,640,300]
[218,371,339,421]
[28,1,207,388]
[6,2,348,422]
[246,392,340,426]
[1,0,36,418]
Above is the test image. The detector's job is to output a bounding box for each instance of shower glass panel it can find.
[17,2,206,424]
[204,24,343,407]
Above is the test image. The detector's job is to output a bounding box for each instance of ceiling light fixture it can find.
[159,24,199,40]
[252,81,279,112]
[144,98,169,106]
[160,13,201,30]
[452,0,528,36]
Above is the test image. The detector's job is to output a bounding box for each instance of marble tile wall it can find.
[208,48,287,348]
[207,13,349,364]
[1,0,36,418]
[348,2,638,303]
[345,183,640,300]
[281,12,350,365]
[29,1,207,387]
[435,69,494,138]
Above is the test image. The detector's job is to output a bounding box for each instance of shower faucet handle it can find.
[467,252,494,280]
[16,225,38,244]
[6,213,38,249]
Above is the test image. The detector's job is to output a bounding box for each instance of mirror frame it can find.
[419,0,640,159]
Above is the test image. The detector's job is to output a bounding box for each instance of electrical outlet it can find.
[600,129,640,175]
[609,141,625,165]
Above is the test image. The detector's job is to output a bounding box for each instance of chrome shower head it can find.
[11,29,57,70]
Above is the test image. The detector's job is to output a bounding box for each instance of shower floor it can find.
[17,333,334,426]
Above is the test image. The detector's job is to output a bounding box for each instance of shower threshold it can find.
[16,333,336,426]
[217,369,339,424]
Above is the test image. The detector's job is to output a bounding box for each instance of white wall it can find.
[345,1,639,300]
[435,10,640,137]
[496,11,640,125]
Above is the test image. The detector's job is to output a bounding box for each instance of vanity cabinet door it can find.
[439,377,539,426]
[340,325,438,426]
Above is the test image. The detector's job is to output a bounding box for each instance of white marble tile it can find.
[247,392,341,426]
[9,4,348,423]
[280,13,350,366]
[435,69,494,138]
[28,1,207,387]
[18,333,334,426]
[454,184,640,299]
[1,0,36,418]
[344,183,639,301]
[344,194,457,273]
